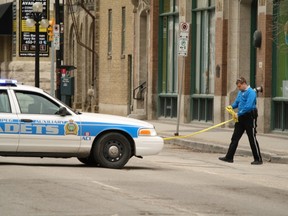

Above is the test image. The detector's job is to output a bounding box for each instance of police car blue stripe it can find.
[80,121,140,138]
[0,119,141,138]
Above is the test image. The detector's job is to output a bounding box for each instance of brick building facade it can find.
[153,0,287,134]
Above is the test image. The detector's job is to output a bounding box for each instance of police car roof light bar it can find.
[0,79,18,86]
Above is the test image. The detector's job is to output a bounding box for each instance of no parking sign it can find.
[178,22,190,57]
[180,22,189,33]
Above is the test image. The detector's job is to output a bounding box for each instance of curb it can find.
[163,137,288,164]
[269,155,288,164]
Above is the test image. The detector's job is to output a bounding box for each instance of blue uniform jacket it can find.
[232,86,257,117]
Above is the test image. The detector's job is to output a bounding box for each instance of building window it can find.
[159,0,179,118]
[121,7,126,57]
[272,1,288,132]
[191,0,215,122]
[108,9,112,57]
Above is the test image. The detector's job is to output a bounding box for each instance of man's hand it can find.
[226,105,233,110]
[226,105,238,122]
[225,105,234,114]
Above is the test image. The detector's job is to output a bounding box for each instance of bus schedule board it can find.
[19,0,49,57]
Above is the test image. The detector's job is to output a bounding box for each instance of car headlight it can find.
[138,128,157,136]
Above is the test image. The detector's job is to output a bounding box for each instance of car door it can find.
[13,90,81,153]
[0,89,19,152]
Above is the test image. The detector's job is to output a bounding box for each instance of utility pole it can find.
[55,0,61,99]
[175,22,190,136]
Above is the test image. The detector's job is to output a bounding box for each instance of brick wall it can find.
[257,13,273,97]
[98,0,134,115]
[215,17,228,96]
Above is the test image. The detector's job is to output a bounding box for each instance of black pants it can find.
[226,110,262,161]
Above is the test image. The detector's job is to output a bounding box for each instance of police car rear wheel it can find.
[93,132,131,169]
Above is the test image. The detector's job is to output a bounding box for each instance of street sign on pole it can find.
[178,22,190,57]
[176,22,190,136]
[178,37,189,56]
[53,24,60,50]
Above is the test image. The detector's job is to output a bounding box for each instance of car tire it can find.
[92,132,132,169]
[77,155,98,166]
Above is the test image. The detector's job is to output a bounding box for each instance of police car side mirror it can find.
[58,107,68,116]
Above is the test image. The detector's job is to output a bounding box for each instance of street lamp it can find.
[26,2,49,88]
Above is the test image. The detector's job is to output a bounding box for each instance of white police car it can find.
[0,79,163,169]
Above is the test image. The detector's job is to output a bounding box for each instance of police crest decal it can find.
[64,120,79,135]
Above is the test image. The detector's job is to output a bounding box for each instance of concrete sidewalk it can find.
[148,120,288,164]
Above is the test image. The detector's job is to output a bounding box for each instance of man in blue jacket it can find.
[219,77,263,165]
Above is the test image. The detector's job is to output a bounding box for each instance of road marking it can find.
[92,181,120,191]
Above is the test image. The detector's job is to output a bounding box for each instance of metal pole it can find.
[55,0,61,99]
[50,41,55,96]
[35,21,40,88]
[175,56,185,136]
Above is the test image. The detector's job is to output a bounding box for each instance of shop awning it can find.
[0,2,12,35]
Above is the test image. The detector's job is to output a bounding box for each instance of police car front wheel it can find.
[77,156,98,166]
[93,132,132,169]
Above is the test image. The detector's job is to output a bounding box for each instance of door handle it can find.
[21,119,33,123]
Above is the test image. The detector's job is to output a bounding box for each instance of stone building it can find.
[0,0,55,91]
[97,0,134,116]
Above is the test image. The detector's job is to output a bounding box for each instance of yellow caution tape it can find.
[163,106,237,141]
[163,118,234,141]
[225,106,238,122]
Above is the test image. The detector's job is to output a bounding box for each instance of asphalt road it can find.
[0,144,288,216]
